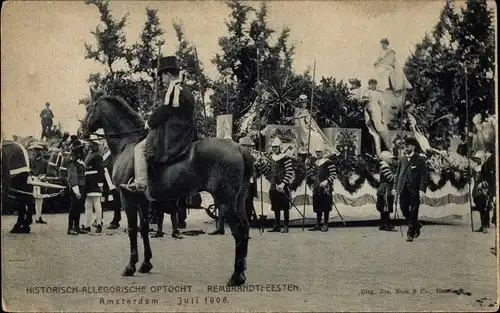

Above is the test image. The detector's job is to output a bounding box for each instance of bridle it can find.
[79,100,148,139]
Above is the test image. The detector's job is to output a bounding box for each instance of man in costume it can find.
[81,140,105,233]
[40,102,54,141]
[392,136,429,242]
[376,151,397,231]
[239,136,258,225]
[120,56,197,196]
[28,145,48,224]
[268,137,294,233]
[309,144,337,232]
[66,140,87,235]
[472,148,496,234]
[373,38,412,93]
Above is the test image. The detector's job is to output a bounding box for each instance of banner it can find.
[323,127,362,155]
[216,114,233,139]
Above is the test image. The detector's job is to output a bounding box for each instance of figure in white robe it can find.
[363,79,392,157]
[374,38,412,93]
[293,95,338,156]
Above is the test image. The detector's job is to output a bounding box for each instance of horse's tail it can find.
[239,145,254,184]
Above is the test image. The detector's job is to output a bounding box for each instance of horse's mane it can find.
[97,95,145,130]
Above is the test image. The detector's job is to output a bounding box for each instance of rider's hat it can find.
[270,137,282,147]
[380,38,390,45]
[239,137,254,146]
[152,56,180,75]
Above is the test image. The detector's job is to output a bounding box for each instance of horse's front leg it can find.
[138,197,153,273]
[121,190,139,276]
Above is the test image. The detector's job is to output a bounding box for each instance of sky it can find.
[1,0,495,138]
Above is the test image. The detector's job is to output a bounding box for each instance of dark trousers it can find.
[474,195,491,228]
[68,191,84,230]
[41,125,52,140]
[108,190,122,224]
[399,186,420,233]
[178,198,187,226]
[376,195,394,225]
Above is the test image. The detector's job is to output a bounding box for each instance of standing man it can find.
[82,141,105,233]
[268,137,294,233]
[239,136,258,224]
[377,151,396,231]
[309,145,337,232]
[373,38,412,93]
[121,56,197,196]
[472,149,495,233]
[348,78,363,101]
[40,102,54,141]
[66,140,87,235]
[392,137,429,242]
[363,79,391,157]
[28,145,48,224]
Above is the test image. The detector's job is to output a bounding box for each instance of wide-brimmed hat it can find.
[298,94,308,102]
[70,140,86,152]
[152,56,180,75]
[380,38,390,45]
[28,145,44,151]
[368,78,378,85]
[348,78,361,87]
[380,150,397,162]
[270,137,282,147]
[404,136,419,147]
[239,137,254,146]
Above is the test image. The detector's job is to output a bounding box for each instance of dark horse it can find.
[78,93,253,285]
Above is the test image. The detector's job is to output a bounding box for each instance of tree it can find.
[211,0,300,133]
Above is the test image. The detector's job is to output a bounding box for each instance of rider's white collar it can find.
[165,78,182,107]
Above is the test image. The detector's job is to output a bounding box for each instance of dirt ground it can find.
[2,211,498,312]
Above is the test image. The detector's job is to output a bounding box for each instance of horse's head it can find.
[78,88,103,139]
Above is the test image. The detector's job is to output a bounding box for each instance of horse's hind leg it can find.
[221,189,250,286]
[121,191,139,276]
[138,197,153,273]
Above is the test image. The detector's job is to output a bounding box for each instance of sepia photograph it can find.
[1,0,498,312]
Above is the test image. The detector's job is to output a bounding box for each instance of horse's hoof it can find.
[121,264,136,277]
[138,261,153,273]
[227,272,246,286]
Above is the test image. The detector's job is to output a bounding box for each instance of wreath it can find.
[447,168,470,191]
[427,171,449,192]
[337,170,366,194]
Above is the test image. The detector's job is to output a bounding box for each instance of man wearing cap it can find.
[309,144,337,232]
[391,136,429,242]
[373,38,412,93]
[81,141,105,233]
[120,56,197,196]
[40,102,54,141]
[28,145,49,224]
[268,137,295,233]
[377,151,397,231]
[66,140,87,235]
[58,132,70,149]
[348,78,363,101]
[472,148,495,233]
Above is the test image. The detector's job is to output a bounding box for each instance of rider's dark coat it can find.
[145,83,197,165]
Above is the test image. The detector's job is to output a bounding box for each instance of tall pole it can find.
[465,66,473,231]
[193,46,208,122]
[153,42,162,107]
[302,60,316,231]
[256,47,265,234]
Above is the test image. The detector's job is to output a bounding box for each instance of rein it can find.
[89,129,148,139]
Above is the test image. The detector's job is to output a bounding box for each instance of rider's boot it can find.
[120,140,148,193]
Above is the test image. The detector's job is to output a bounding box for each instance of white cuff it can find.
[98,183,103,188]
[71,186,80,194]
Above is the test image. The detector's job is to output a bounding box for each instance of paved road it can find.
[2,212,498,312]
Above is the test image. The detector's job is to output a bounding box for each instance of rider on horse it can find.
[121,56,197,195]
